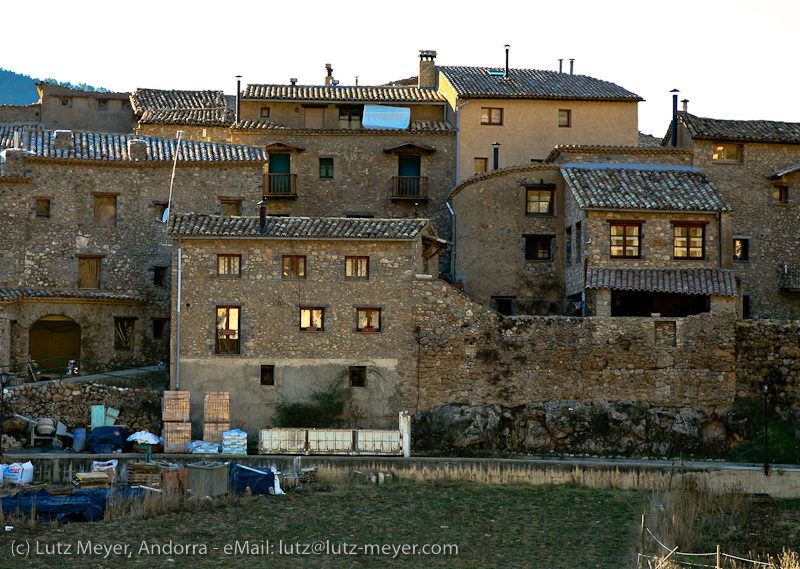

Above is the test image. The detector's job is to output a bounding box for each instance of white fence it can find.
[259,411,411,457]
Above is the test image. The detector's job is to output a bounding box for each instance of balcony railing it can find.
[779,264,800,290]
[263,173,297,198]
[391,176,429,201]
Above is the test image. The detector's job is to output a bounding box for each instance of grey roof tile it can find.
[679,113,800,143]
[169,213,429,240]
[586,267,737,297]
[438,66,642,101]
[768,161,800,179]
[241,84,446,103]
[139,108,235,126]
[562,164,730,212]
[0,287,146,305]
[130,88,230,114]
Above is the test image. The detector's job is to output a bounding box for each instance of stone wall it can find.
[736,320,800,411]
[0,104,41,124]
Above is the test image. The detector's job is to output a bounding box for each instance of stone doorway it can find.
[29,315,81,373]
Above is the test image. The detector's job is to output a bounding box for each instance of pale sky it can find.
[3,0,798,137]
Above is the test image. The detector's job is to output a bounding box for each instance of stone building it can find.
[669,112,800,319]
[0,125,268,373]
[131,88,235,142]
[450,146,737,317]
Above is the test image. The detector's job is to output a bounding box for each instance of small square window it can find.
[153,266,168,286]
[526,187,554,215]
[610,222,641,258]
[480,107,503,125]
[673,224,705,259]
[558,109,571,127]
[93,195,117,226]
[492,297,515,316]
[153,319,169,340]
[97,99,109,110]
[282,255,306,279]
[261,365,275,386]
[217,254,242,277]
[712,144,742,162]
[78,257,101,289]
[773,185,788,204]
[35,199,51,219]
[349,366,366,388]
[345,256,369,279]
[114,318,135,350]
[524,235,553,261]
[153,202,168,223]
[319,158,334,179]
[474,158,487,175]
[300,307,324,331]
[59,97,72,108]
[356,308,381,332]
[733,238,749,261]
[260,107,271,118]
[220,199,242,216]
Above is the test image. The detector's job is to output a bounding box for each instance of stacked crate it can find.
[162,391,191,453]
[203,392,231,446]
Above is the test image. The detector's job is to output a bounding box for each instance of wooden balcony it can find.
[391,176,429,202]
[262,174,297,198]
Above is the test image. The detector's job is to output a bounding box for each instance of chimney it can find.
[681,99,689,113]
[0,149,27,177]
[569,59,575,75]
[54,130,72,152]
[504,44,510,78]
[290,78,298,86]
[670,89,680,147]
[258,198,268,234]
[128,138,147,161]
[324,63,334,86]
[558,59,563,73]
[235,75,242,124]
[418,50,437,89]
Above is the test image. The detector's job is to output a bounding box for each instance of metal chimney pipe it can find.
[504,44,510,78]
[569,59,574,75]
[670,89,680,147]
[559,59,563,73]
[235,75,242,124]
[681,99,689,113]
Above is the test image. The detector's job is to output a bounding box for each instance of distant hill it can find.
[0,69,109,106]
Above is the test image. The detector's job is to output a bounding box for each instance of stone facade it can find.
[37,83,133,133]
[0,104,41,125]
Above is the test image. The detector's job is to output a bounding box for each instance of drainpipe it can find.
[455,100,469,185]
[175,241,182,390]
[717,211,722,269]
[446,201,456,283]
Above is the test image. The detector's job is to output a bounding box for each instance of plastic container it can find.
[72,428,87,452]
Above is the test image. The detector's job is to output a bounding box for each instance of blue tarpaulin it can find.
[0,488,145,523]
[228,462,276,495]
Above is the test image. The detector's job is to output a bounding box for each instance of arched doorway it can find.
[29,315,81,373]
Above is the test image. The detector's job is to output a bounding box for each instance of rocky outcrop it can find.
[413,401,754,457]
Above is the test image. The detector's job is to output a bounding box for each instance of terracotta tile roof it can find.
[5,127,266,163]
[586,267,737,297]
[678,113,800,143]
[130,88,230,114]
[0,124,41,150]
[561,164,730,212]
[768,161,800,179]
[231,119,454,133]
[0,287,145,305]
[438,66,642,101]
[241,84,446,103]
[139,108,235,126]
[169,213,429,240]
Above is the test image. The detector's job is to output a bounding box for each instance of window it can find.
[733,238,749,261]
[673,224,705,259]
[59,97,72,108]
[575,221,582,259]
[524,235,553,261]
[215,306,240,354]
[153,266,168,286]
[217,254,242,277]
[304,107,324,129]
[492,297,515,316]
[774,185,789,204]
[114,318,135,350]
[565,227,572,264]
[153,202,168,223]
[712,144,742,162]
[319,158,334,179]
[558,109,571,127]
[282,255,306,279]
[339,107,362,129]
[610,222,641,258]
[93,195,117,226]
[526,186,554,215]
[356,308,381,332]
[480,107,503,125]
[474,158,487,175]
[220,199,242,216]
[261,365,275,386]
[742,294,752,319]
[35,199,51,219]
[97,99,109,110]
[349,366,366,388]
[78,257,101,289]
[152,319,169,340]
[300,307,324,331]
[345,256,369,279]
[260,107,271,118]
